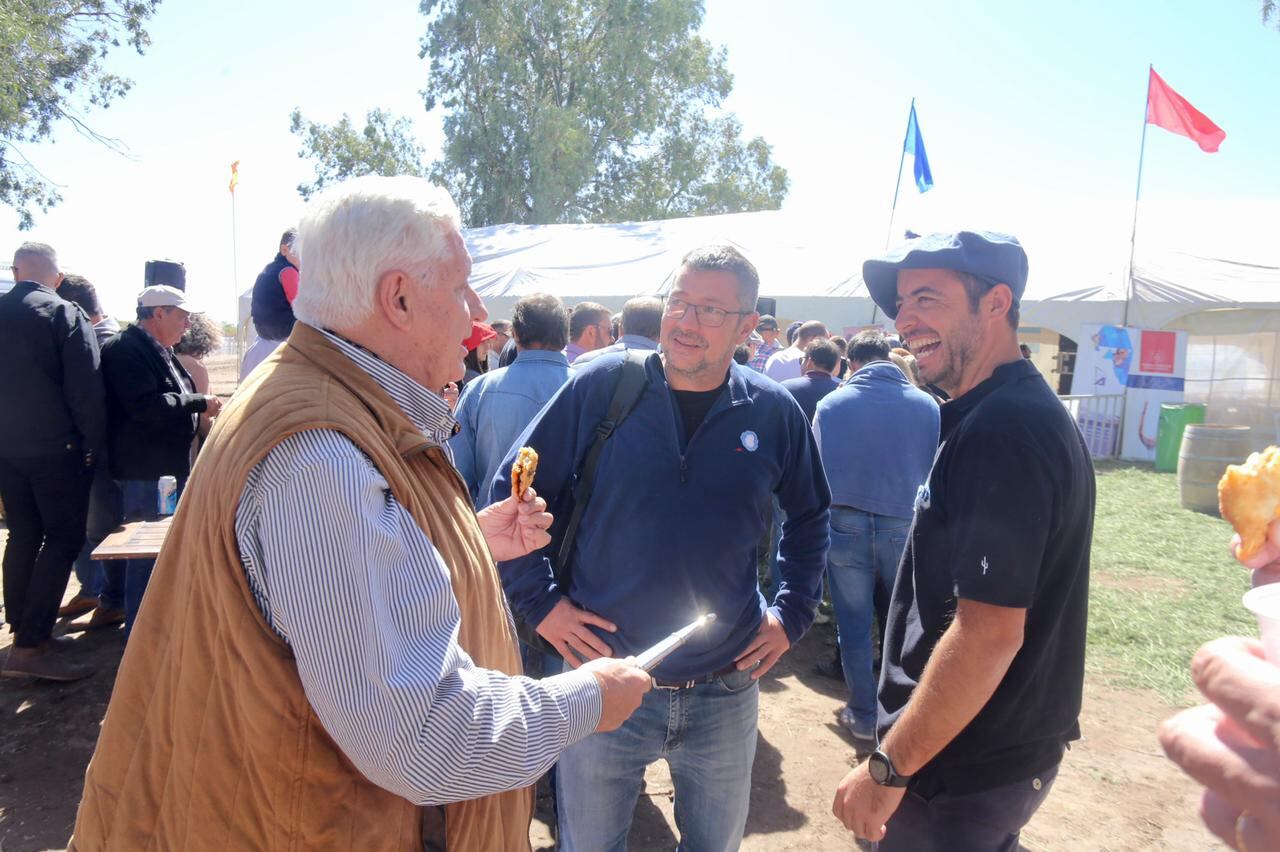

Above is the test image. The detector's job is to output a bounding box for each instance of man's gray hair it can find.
[292,176,462,330]
[679,245,759,311]
[14,241,57,266]
[620,296,663,340]
[13,241,59,285]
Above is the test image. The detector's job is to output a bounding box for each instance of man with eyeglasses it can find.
[494,244,830,851]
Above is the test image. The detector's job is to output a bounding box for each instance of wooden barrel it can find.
[1178,425,1254,515]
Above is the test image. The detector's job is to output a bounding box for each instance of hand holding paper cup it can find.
[1220,449,1280,659]
[1243,584,1280,663]
[1156,460,1280,850]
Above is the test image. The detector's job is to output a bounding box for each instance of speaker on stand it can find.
[144,260,187,291]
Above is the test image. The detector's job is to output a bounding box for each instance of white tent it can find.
[237,202,1280,446]
[240,202,1280,341]
[461,204,1280,450]
[1131,251,1280,334]
[463,204,1280,337]
[463,204,1280,340]
[465,210,877,333]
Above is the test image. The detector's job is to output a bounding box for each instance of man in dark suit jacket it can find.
[0,242,104,681]
[101,285,222,636]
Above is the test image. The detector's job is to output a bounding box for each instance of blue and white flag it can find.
[904,104,933,193]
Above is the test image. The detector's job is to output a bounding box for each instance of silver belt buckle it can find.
[654,678,697,691]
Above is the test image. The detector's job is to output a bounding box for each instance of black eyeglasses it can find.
[664,297,750,328]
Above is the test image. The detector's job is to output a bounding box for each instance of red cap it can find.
[462,322,497,352]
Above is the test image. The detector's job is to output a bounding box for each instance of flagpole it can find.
[1116,66,1153,460]
[884,97,913,251]
[1122,68,1152,329]
[872,98,915,325]
[230,191,239,326]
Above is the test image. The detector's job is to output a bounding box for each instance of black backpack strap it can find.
[554,350,650,578]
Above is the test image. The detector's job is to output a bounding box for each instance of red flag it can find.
[1146,68,1225,153]
[228,160,240,194]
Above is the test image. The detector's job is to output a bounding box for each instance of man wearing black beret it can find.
[833,231,1096,850]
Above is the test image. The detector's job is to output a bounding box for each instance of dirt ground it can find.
[206,353,240,397]
[0,548,1222,852]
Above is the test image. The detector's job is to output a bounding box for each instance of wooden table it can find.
[91,517,173,561]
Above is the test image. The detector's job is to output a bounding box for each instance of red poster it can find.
[1140,331,1176,374]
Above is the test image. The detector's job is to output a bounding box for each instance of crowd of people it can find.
[0,245,220,680]
[0,175,1275,851]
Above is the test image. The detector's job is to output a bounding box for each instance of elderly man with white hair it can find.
[70,177,650,852]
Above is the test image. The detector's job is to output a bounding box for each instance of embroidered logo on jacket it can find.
[740,430,760,452]
[914,483,931,512]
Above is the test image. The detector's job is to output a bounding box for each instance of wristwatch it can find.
[868,749,911,788]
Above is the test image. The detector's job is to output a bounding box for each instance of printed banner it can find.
[1072,324,1188,461]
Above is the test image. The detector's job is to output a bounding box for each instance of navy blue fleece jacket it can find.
[492,351,830,682]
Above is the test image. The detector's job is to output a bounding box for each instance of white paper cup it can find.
[1242,584,1280,662]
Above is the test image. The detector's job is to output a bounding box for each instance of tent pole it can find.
[872,98,914,325]
[1123,68,1152,329]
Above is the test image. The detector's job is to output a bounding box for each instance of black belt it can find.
[652,664,737,690]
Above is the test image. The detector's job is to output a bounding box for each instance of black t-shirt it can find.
[878,358,1095,795]
[672,379,727,446]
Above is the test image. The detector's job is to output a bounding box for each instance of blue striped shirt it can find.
[234,327,601,806]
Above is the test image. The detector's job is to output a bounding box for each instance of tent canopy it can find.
[465,210,874,331]
[464,206,1280,339]
[238,201,1280,344]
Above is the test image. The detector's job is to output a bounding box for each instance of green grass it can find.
[1088,459,1254,703]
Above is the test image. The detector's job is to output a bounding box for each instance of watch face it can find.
[869,753,890,784]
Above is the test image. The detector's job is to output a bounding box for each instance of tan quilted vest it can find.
[70,323,532,851]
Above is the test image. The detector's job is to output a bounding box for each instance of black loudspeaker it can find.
[145,260,186,291]
[756,297,777,317]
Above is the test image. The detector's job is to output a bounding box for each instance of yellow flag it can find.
[228,160,240,194]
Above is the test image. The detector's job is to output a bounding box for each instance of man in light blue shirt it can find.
[813,328,939,750]
[570,296,661,366]
[451,292,572,507]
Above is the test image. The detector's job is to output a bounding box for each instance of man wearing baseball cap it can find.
[833,231,1095,850]
[747,314,782,372]
[101,284,223,636]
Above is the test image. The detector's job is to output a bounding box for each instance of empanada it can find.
[511,446,539,501]
[1219,446,1280,558]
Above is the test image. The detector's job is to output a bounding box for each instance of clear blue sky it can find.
[6,0,1278,321]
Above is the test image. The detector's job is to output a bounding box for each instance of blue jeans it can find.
[72,464,124,608]
[521,642,564,680]
[556,669,759,852]
[826,507,911,732]
[875,764,1059,851]
[118,477,185,639]
[119,479,158,639]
